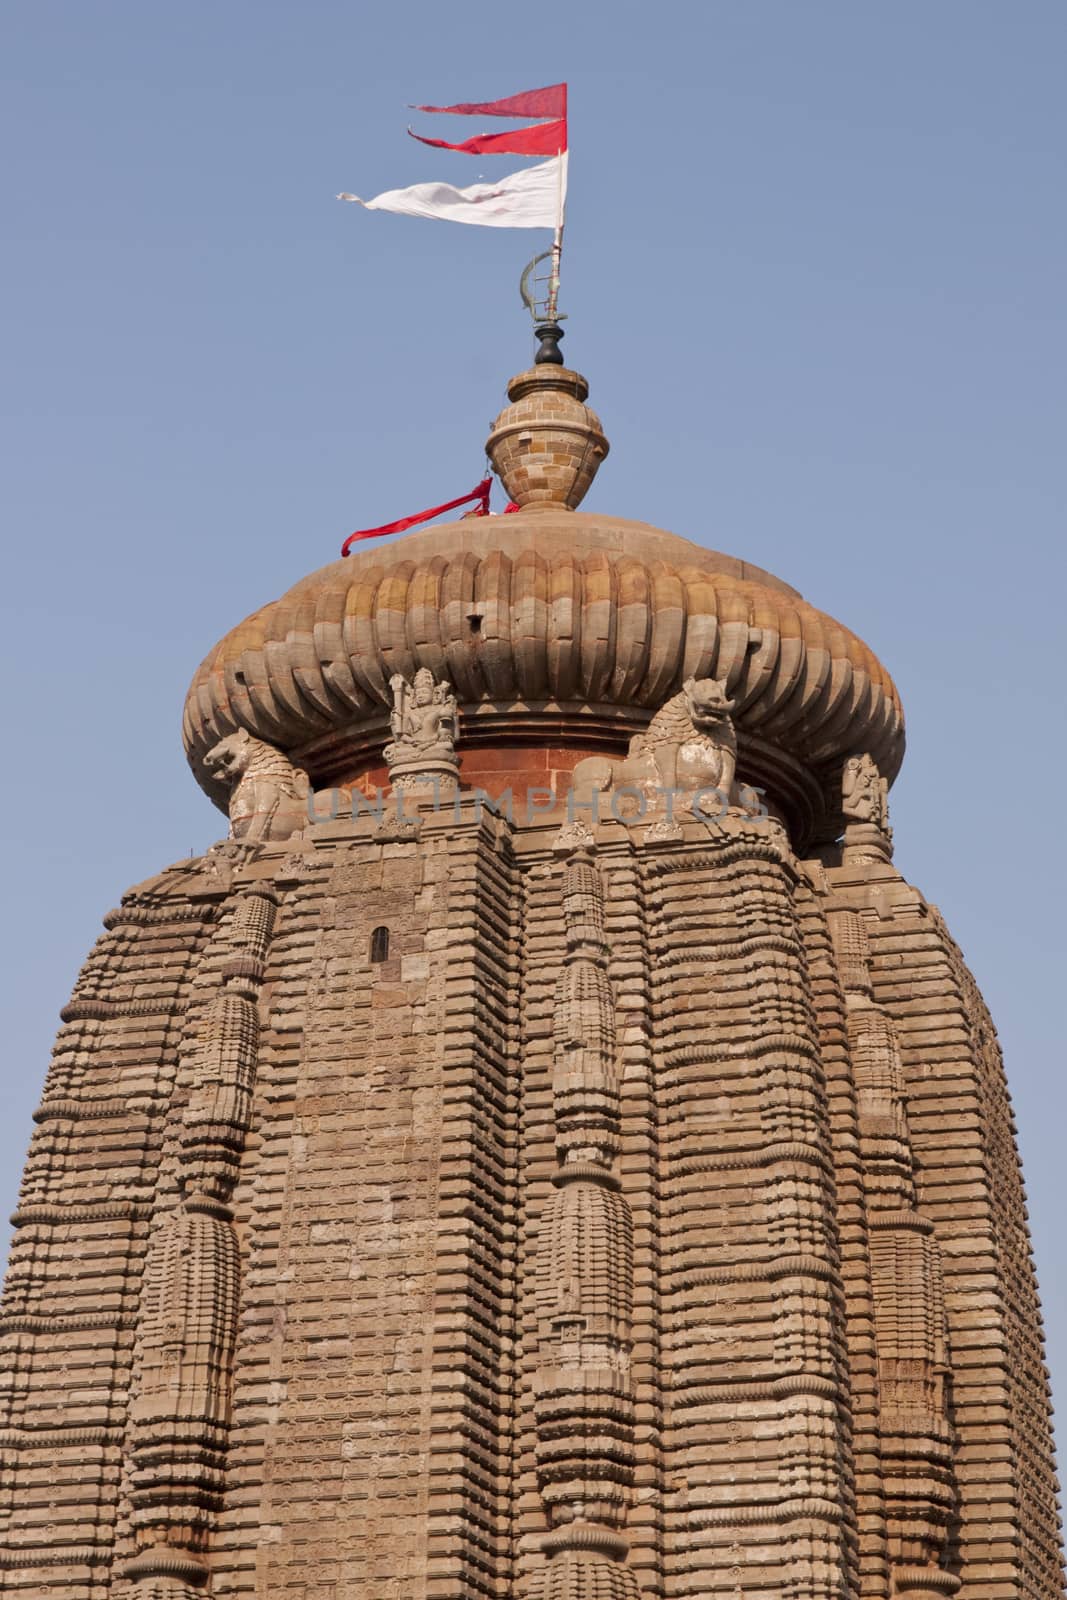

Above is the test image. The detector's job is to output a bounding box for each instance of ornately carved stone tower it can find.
[1,347,1061,1600]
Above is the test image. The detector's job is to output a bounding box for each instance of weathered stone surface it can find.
[0,361,1061,1599]
[486,363,608,510]
[181,510,903,847]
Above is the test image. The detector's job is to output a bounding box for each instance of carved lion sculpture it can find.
[203,729,310,844]
[571,677,738,816]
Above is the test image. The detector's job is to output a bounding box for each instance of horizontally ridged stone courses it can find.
[824,890,956,1595]
[2,801,1062,1600]
[1,363,1062,1599]
[797,885,889,1597]
[853,873,1062,1598]
[1,885,216,1591]
[651,829,849,1599]
[210,847,327,1597]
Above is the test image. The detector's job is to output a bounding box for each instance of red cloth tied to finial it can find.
[341,477,491,556]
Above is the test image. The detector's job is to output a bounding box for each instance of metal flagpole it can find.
[517,85,568,362]
[548,170,563,319]
[547,89,566,322]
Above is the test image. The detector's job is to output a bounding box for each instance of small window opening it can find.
[468,613,483,634]
[370,926,390,964]
[234,670,246,686]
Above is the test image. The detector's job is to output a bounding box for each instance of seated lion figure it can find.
[204,729,310,843]
[571,677,738,816]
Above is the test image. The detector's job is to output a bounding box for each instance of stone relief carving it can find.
[276,849,313,880]
[828,907,958,1591]
[842,752,889,829]
[533,839,645,1597]
[841,752,893,864]
[383,668,460,793]
[571,677,738,822]
[124,884,278,1593]
[204,728,310,843]
[552,817,595,852]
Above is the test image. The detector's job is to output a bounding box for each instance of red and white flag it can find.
[338,83,568,231]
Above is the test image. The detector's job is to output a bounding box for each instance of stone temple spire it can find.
[0,341,1063,1600]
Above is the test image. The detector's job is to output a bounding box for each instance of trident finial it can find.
[520,251,566,363]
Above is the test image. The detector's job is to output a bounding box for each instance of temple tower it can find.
[0,348,1061,1600]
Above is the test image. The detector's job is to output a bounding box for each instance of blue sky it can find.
[2,0,1065,1422]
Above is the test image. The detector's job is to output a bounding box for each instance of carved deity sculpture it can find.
[842,752,889,829]
[571,677,738,822]
[383,668,460,794]
[841,751,893,864]
[203,728,310,843]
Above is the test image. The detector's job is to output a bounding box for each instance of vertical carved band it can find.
[828,909,958,1595]
[652,832,847,1599]
[123,886,278,1596]
[535,844,643,1600]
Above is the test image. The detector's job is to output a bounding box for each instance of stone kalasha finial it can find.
[384,668,459,794]
[841,751,893,864]
[486,357,608,510]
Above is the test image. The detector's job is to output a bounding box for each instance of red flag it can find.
[412,84,566,121]
[408,118,567,158]
[341,478,491,556]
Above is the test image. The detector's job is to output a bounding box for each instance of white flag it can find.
[338,154,566,230]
